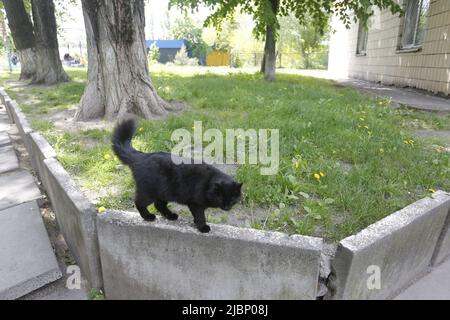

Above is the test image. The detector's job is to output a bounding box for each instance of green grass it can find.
[1,68,449,240]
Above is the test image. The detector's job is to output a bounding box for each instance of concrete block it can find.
[97,210,323,300]
[0,87,7,105]
[2,96,14,123]
[432,204,450,265]
[0,145,19,174]
[327,191,450,300]
[394,258,450,300]
[6,100,33,141]
[25,131,56,181]
[42,158,103,289]
[0,201,62,299]
[0,170,42,211]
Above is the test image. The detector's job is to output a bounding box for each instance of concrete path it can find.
[0,102,87,300]
[338,79,450,112]
[394,258,450,300]
[290,70,450,112]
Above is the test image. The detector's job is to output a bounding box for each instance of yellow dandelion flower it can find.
[103,154,111,160]
[364,125,369,129]
[319,171,325,177]
[379,148,384,153]
[314,173,321,180]
[97,206,106,213]
[138,127,144,132]
[359,117,365,121]
[294,161,299,169]
[428,188,436,193]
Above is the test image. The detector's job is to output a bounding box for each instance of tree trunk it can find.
[2,0,37,80]
[31,0,69,84]
[260,0,279,81]
[75,0,175,121]
[262,24,277,81]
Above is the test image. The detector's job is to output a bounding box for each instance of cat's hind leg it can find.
[155,200,178,221]
[135,193,156,222]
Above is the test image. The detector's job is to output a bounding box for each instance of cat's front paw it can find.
[198,225,211,233]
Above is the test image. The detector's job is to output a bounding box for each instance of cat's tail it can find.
[112,118,138,166]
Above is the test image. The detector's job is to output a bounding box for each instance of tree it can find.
[170,0,402,80]
[278,15,329,69]
[31,0,69,84]
[169,14,208,62]
[75,0,177,121]
[2,0,37,80]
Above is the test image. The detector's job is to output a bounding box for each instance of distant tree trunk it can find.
[262,24,277,81]
[2,0,37,80]
[75,0,175,121]
[31,0,69,84]
[260,0,279,81]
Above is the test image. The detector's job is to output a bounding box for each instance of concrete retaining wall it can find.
[327,190,450,300]
[41,158,103,289]
[97,210,323,300]
[6,100,32,149]
[432,207,450,266]
[26,131,56,182]
[0,89,13,123]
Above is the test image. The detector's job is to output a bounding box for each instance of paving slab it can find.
[394,258,450,300]
[414,130,450,145]
[0,170,42,210]
[337,79,450,112]
[0,145,19,174]
[0,120,10,132]
[0,131,11,147]
[0,201,62,299]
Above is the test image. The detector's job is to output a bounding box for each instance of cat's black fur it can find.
[112,119,242,233]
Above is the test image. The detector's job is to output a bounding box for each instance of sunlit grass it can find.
[1,67,449,240]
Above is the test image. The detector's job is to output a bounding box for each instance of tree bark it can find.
[260,0,279,81]
[262,24,277,81]
[75,0,175,121]
[31,0,69,84]
[2,0,37,80]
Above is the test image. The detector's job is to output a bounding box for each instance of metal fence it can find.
[230,51,327,69]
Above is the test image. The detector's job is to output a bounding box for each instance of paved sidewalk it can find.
[0,102,87,300]
[395,258,450,300]
[290,70,450,112]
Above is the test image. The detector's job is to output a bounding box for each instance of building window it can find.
[401,0,430,49]
[356,21,368,55]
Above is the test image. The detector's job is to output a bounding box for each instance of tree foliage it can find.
[170,0,402,40]
[169,14,208,61]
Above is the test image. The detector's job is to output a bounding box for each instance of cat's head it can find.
[208,179,243,211]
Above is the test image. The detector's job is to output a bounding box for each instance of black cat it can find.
[112,119,242,233]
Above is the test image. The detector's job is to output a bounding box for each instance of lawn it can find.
[1,67,449,241]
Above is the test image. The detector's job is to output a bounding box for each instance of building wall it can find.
[329,0,450,96]
[206,50,230,66]
[159,48,180,64]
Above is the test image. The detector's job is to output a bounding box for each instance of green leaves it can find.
[170,0,402,39]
